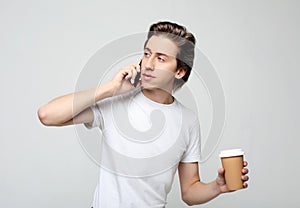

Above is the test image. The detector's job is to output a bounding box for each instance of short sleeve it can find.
[84,103,104,130]
[180,119,201,163]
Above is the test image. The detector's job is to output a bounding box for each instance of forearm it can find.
[182,180,221,206]
[38,82,115,126]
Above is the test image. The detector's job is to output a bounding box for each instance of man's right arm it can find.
[37,82,115,126]
[37,63,141,127]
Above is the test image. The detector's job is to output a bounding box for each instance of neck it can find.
[141,88,174,104]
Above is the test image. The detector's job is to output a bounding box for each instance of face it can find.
[141,35,180,92]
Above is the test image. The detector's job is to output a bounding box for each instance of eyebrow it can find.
[144,47,169,57]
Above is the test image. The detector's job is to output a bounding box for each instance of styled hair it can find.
[144,21,196,89]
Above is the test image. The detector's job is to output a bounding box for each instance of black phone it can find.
[133,60,142,87]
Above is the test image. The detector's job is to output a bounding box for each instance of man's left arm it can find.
[178,161,249,206]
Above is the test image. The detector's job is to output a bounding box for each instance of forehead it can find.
[145,35,179,58]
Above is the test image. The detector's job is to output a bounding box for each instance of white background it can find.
[1,0,299,207]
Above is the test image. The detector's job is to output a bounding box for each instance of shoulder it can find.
[175,100,199,127]
[96,87,141,109]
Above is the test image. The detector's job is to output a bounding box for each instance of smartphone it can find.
[133,60,142,87]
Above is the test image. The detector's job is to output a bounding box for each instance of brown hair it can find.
[144,21,196,89]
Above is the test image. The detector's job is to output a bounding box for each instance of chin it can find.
[142,84,172,93]
[141,81,154,88]
[141,84,156,90]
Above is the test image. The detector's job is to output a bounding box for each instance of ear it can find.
[175,67,187,79]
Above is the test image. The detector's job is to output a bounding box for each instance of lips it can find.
[142,73,156,80]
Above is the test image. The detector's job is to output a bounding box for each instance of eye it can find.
[144,52,151,57]
[158,56,165,62]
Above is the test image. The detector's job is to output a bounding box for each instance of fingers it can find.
[242,161,249,188]
[124,69,132,80]
[242,163,249,179]
[131,69,137,84]
[242,168,249,174]
[134,77,142,88]
[241,165,249,188]
[124,63,141,84]
[242,175,249,181]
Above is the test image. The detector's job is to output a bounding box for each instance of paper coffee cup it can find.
[219,149,244,191]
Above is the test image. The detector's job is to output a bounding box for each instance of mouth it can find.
[142,73,156,80]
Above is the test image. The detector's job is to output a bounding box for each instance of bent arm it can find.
[38,63,141,127]
[178,162,221,206]
[178,161,249,205]
[37,82,114,126]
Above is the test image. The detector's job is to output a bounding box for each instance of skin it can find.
[140,35,186,103]
[38,35,249,205]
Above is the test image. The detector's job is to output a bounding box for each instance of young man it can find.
[38,21,249,207]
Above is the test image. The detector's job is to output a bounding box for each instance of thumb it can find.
[217,168,225,181]
[135,80,142,88]
[218,168,225,176]
[216,168,226,186]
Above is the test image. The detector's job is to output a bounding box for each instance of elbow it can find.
[182,194,195,206]
[37,106,53,126]
[183,199,194,206]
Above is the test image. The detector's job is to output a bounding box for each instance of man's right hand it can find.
[109,63,141,96]
[38,63,142,127]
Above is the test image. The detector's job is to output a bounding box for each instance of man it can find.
[38,21,249,207]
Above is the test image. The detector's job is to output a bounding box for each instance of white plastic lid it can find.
[219,149,244,158]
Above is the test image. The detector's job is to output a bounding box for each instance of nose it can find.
[144,56,155,71]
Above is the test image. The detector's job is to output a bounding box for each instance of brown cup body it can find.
[221,155,244,191]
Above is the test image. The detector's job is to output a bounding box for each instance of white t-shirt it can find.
[85,88,201,208]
